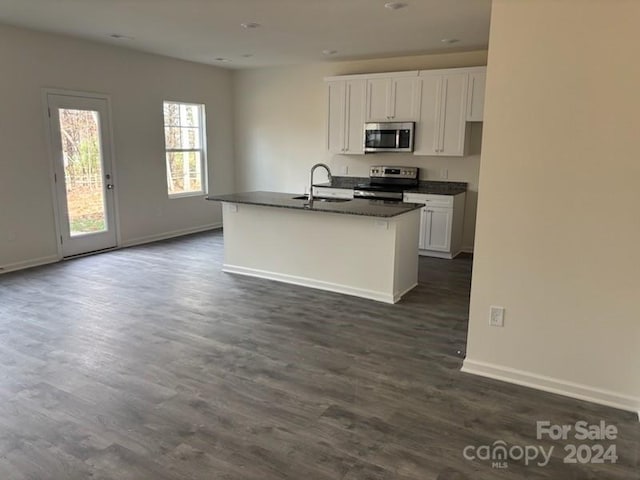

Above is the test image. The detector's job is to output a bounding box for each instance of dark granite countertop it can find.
[207,191,423,218]
[314,177,467,195]
[314,176,368,189]
[404,181,467,195]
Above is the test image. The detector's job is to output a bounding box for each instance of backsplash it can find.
[328,123,483,182]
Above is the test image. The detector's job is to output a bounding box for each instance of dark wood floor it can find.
[0,230,637,479]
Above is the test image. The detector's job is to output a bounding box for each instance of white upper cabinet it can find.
[326,67,486,157]
[466,67,487,122]
[365,73,420,122]
[414,71,468,156]
[344,80,366,153]
[413,74,440,155]
[393,76,421,121]
[327,81,346,154]
[365,78,390,122]
[327,79,366,154]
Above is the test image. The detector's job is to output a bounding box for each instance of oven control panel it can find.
[370,166,418,179]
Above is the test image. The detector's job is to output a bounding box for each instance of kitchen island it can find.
[207,191,422,303]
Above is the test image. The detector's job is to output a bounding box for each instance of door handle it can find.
[106,184,114,190]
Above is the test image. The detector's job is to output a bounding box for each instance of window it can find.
[163,101,207,197]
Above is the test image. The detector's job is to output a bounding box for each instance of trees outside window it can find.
[163,101,207,197]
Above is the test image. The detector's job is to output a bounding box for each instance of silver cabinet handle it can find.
[106,184,114,190]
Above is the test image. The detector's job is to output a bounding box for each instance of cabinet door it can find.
[366,78,391,121]
[439,73,468,156]
[413,74,442,156]
[327,81,346,153]
[466,70,486,122]
[424,207,452,251]
[312,187,354,199]
[418,207,427,250]
[391,77,420,121]
[343,80,366,154]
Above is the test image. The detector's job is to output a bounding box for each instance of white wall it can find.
[0,25,235,271]
[464,0,640,412]
[233,51,487,251]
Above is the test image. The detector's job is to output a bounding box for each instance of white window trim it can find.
[163,101,208,198]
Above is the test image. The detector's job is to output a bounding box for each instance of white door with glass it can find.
[47,93,118,257]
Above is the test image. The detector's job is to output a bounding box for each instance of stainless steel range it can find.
[353,166,419,201]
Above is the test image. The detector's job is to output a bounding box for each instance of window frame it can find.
[163,100,208,198]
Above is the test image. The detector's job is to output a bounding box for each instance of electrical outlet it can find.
[374,219,389,230]
[224,203,238,213]
[489,306,505,327]
[342,165,349,175]
[440,168,448,180]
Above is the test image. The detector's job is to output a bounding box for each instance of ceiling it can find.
[0,0,491,69]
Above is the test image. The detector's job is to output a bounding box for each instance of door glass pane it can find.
[58,109,107,236]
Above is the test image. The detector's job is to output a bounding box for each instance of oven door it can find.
[353,188,405,202]
[364,123,414,153]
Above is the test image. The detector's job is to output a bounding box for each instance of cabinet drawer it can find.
[403,193,453,207]
[312,187,354,199]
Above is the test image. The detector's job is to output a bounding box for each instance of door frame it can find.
[42,88,122,260]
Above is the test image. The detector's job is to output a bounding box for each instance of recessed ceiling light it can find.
[384,2,408,10]
[322,49,338,56]
[241,22,261,29]
[241,54,254,58]
[441,38,460,44]
[214,57,230,62]
[109,34,134,40]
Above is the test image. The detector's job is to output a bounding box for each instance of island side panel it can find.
[392,209,420,302]
[220,202,404,303]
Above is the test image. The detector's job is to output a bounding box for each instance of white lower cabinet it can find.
[311,186,354,199]
[404,192,466,259]
[422,207,452,251]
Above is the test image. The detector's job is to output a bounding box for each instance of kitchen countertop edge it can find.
[206,191,423,218]
[314,177,468,196]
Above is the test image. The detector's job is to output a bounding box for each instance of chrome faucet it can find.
[306,163,332,206]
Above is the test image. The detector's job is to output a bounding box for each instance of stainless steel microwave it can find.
[364,122,414,153]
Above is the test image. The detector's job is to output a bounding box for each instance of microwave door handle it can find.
[396,129,400,149]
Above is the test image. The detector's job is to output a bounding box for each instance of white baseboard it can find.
[393,283,418,303]
[462,358,640,415]
[418,249,472,259]
[121,223,222,248]
[419,249,453,259]
[0,254,59,275]
[1,224,222,275]
[223,264,406,304]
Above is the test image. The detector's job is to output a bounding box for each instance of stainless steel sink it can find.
[291,195,351,203]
